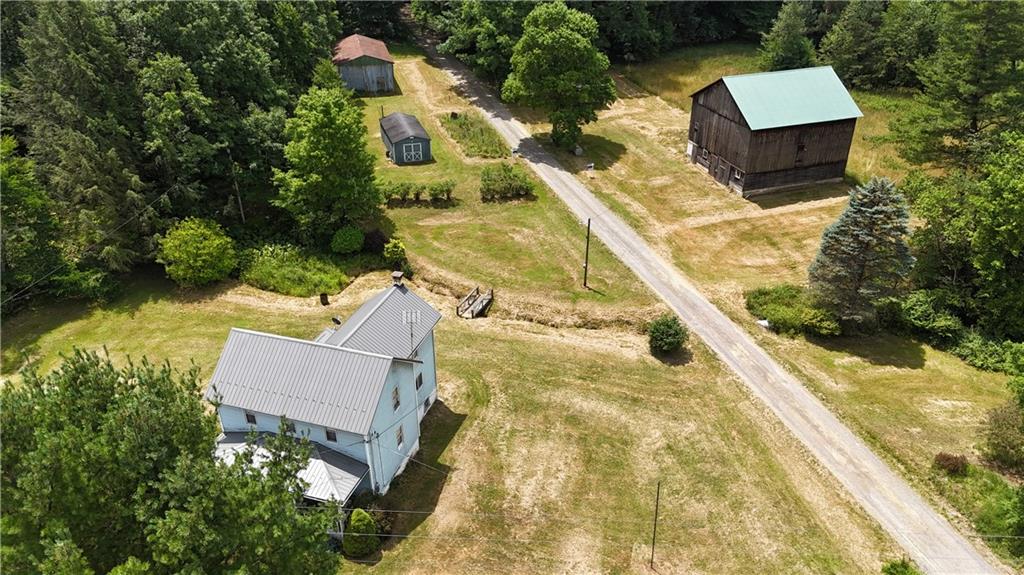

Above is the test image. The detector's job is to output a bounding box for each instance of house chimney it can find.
[391,271,404,286]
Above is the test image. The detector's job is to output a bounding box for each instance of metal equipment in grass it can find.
[456,287,493,319]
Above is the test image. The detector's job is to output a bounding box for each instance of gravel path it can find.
[420,45,1003,575]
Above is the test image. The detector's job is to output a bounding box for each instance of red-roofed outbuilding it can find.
[332,34,395,93]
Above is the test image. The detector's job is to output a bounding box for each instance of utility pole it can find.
[650,480,661,570]
[583,218,591,288]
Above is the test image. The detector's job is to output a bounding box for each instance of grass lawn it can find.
[530,42,1013,564]
[0,271,895,573]
[360,48,662,328]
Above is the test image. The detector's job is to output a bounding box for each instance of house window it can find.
[733,170,744,182]
[285,421,296,433]
[416,373,423,390]
[797,143,806,152]
[701,148,709,159]
[326,429,337,442]
[423,397,431,411]
[392,387,401,411]
[396,425,405,449]
[245,412,257,425]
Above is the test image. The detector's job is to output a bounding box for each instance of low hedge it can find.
[382,180,455,207]
[745,284,841,337]
[480,163,534,201]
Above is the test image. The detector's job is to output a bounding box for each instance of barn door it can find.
[403,142,423,163]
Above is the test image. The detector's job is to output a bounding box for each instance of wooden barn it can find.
[333,34,395,93]
[687,66,862,197]
[380,112,431,165]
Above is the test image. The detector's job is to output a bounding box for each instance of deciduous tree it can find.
[501,2,616,149]
[273,86,379,246]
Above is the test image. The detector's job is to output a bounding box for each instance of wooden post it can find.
[650,480,661,570]
[583,218,591,288]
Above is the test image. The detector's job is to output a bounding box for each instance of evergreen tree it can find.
[809,177,914,328]
[758,1,815,72]
[273,86,378,246]
[891,0,1024,167]
[818,0,886,88]
[501,2,617,149]
[878,0,939,89]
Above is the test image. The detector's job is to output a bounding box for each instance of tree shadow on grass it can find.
[369,400,467,552]
[809,332,927,369]
[653,345,693,367]
[529,131,627,172]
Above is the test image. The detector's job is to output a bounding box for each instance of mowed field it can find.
[1,47,900,574]
[529,43,1012,561]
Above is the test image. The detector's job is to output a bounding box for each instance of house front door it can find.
[403,142,423,163]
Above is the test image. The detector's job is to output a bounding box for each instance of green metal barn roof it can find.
[716,66,862,131]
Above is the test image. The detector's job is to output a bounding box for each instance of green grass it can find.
[933,465,1021,566]
[0,272,892,573]
[360,47,661,326]
[439,110,509,158]
[239,245,351,298]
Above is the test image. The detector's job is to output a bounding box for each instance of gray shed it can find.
[332,34,395,94]
[380,112,432,165]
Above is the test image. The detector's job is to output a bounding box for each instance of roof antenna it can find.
[402,310,420,358]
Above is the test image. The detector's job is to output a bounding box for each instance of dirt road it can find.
[420,46,1002,575]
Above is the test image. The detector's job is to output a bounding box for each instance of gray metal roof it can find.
[322,284,442,358]
[216,432,368,503]
[380,112,429,142]
[205,329,393,435]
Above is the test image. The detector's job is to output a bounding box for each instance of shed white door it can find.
[402,142,423,163]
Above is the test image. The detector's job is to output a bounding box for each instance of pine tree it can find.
[891,0,1024,167]
[758,1,815,72]
[818,0,887,88]
[809,177,914,328]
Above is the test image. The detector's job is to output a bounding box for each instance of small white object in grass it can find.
[585,162,595,171]
[756,319,771,330]
[574,145,584,156]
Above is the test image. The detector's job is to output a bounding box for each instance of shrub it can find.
[951,331,1024,376]
[239,244,349,297]
[383,238,407,267]
[480,163,534,201]
[330,226,365,255]
[933,452,969,476]
[648,314,687,355]
[158,218,237,287]
[745,284,841,337]
[341,508,379,558]
[428,179,455,203]
[881,558,922,575]
[984,401,1024,474]
[893,290,965,343]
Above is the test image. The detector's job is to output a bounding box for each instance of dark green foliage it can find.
[809,178,913,330]
[933,452,969,477]
[330,226,365,255]
[881,558,923,575]
[648,314,688,356]
[891,1,1024,167]
[239,244,349,297]
[383,238,407,268]
[877,0,939,89]
[758,1,815,72]
[818,0,886,88]
[273,86,379,247]
[884,290,965,344]
[381,180,456,206]
[1,350,338,573]
[158,218,238,287]
[437,1,535,83]
[341,509,379,558]
[0,136,63,308]
[501,2,617,149]
[440,111,509,158]
[480,163,535,201]
[950,332,1024,377]
[984,398,1024,474]
[312,59,345,91]
[338,1,403,39]
[745,284,841,337]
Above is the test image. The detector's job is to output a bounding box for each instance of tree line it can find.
[0,1,402,310]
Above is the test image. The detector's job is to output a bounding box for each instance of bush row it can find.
[879,289,1024,376]
[382,180,455,206]
[480,163,534,201]
[744,284,841,337]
